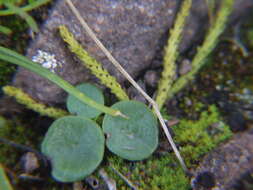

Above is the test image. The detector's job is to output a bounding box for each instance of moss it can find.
[105,155,189,190]
[0,15,28,87]
[0,1,37,87]
[0,116,25,165]
[101,105,232,190]
[0,116,38,166]
[241,10,253,45]
[193,102,205,112]
[0,14,28,49]
[0,63,16,87]
[174,105,232,166]
[247,30,253,47]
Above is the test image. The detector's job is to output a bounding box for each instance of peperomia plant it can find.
[0,46,159,182]
[41,83,158,182]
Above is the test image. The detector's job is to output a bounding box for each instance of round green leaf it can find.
[41,116,104,182]
[103,101,158,161]
[66,83,104,118]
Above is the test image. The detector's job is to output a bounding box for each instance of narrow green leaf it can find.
[0,46,121,117]
[4,2,39,33]
[0,164,13,190]
[0,0,51,16]
[0,25,12,35]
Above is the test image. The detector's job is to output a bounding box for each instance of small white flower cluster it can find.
[32,50,62,73]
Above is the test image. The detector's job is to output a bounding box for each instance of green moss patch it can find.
[0,16,27,88]
[0,116,39,166]
[174,105,232,166]
[0,63,16,87]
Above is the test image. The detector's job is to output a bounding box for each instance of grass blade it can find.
[4,3,39,33]
[0,25,12,35]
[0,46,122,117]
[167,0,234,100]
[0,0,51,16]
[0,164,13,190]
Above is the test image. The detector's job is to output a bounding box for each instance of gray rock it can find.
[179,59,192,75]
[144,70,159,88]
[13,0,253,105]
[192,127,253,190]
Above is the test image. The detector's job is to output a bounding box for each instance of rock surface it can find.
[13,0,253,105]
[192,127,253,190]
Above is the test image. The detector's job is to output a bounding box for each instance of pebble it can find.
[127,80,147,104]
[179,59,192,75]
[191,171,216,189]
[20,152,40,174]
[144,70,159,88]
[227,111,247,132]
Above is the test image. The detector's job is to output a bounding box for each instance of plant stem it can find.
[110,165,138,190]
[0,0,51,16]
[167,0,234,100]
[3,86,68,119]
[59,25,129,100]
[155,0,192,109]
